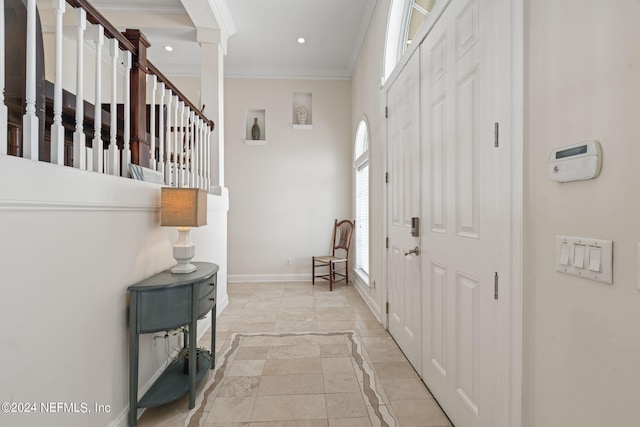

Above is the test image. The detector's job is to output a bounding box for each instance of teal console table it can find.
[127,262,218,427]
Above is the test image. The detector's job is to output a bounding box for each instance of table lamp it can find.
[161,187,207,273]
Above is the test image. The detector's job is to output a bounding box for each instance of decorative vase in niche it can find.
[251,117,260,140]
[296,106,308,124]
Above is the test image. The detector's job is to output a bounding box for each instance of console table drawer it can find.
[137,286,192,333]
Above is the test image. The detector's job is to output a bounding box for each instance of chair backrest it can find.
[332,219,355,257]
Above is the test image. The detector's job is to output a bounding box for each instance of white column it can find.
[205,126,211,191]
[149,75,157,170]
[92,24,104,173]
[22,0,39,160]
[73,8,86,170]
[199,39,225,190]
[158,82,165,176]
[121,51,132,177]
[107,39,119,175]
[50,0,66,165]
[0,0,8,155]
[164,90,173,185]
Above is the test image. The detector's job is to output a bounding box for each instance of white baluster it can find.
[178,101,185,187]
[205,125,211,191]
[164,90,172,185]
[190,111,196,187]
[183,106,191,187]
[194,117,201,189]
[149,75,157,170]
[173,96,180,187]
[22,0,39,160]
[158,82,165,176]
[121,51,132,177]
[107,39,119,175]
[92,24,104,173]
[73,8,86,169]
[0,0,8,155]
[198,118,204,189]
[50,0,66,165]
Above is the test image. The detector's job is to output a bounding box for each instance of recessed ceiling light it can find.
[164,45,173,52]
[297,37,306,44]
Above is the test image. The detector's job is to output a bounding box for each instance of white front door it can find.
[386,52,422,374]
[420,0,512,426]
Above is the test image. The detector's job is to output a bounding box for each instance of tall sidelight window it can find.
[354,119,370,280]
[384,0,438,81]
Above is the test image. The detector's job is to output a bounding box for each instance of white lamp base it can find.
[171,227,197,274]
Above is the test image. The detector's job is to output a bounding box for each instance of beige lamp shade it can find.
[161,188,207,227]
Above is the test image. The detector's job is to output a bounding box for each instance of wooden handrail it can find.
[147,62,214,130]
[65,0,137,55]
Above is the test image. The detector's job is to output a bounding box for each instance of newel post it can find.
[123,29,150,167]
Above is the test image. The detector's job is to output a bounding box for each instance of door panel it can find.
[387,52,422,374]
[420,0,510,426]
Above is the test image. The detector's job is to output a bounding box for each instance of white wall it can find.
[0,155,228,427]
[350,0,390,320]
[224,78,352,281]
[524,1,640,426]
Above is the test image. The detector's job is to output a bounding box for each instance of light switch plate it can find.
[555,236,613,284]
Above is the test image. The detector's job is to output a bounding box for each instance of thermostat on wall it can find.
[548,140,602,182]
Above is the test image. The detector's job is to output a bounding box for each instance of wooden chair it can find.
[312,219,355,291]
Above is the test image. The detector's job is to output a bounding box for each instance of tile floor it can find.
[137,281,453,427]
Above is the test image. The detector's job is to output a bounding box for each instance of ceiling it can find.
[89,0,379,79]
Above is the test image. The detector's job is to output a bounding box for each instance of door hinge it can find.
[494,122,499,147]
[494,272,499,300]
[386,237,389,249]
[386,302,389,314]
[385,172,389,184]
[385,106,388,118]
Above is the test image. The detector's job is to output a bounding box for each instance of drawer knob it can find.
[209,297,215,302]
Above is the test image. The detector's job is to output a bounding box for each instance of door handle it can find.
[404,246,420,256]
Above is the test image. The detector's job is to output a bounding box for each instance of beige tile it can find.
[257,374,324,395]
[362,336,398,349]
[328,418,372,427]
[364,346,407,363]
[250,421,328,427]
[322,357,355,374]
[371,361,419,379]
[241,336,273,347]
[317,320,360,330]
[390,399,451,426]
[267,344,321,359]
[251,395,327,421]
[269,335,318,346]
[136,395,189,427]
[227,360,265,377]
[323,372,361,394]
[274,320,318,331]
[235,346,270,360]
[380,378,434,401]
[326,392,368,419]
[218,376,261,397]
[320,344,350,357]
[230,321,276,332]
[206,396,256,422]
[316,335,348,345]
[263,358,323,375]
[365,405,397,427]
[205,423,250,427]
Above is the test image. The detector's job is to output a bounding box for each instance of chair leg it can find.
[312,257,315,285]
[346,260,349,285]
[329,262,333,292]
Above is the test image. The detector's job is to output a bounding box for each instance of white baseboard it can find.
[228,273,310,282]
